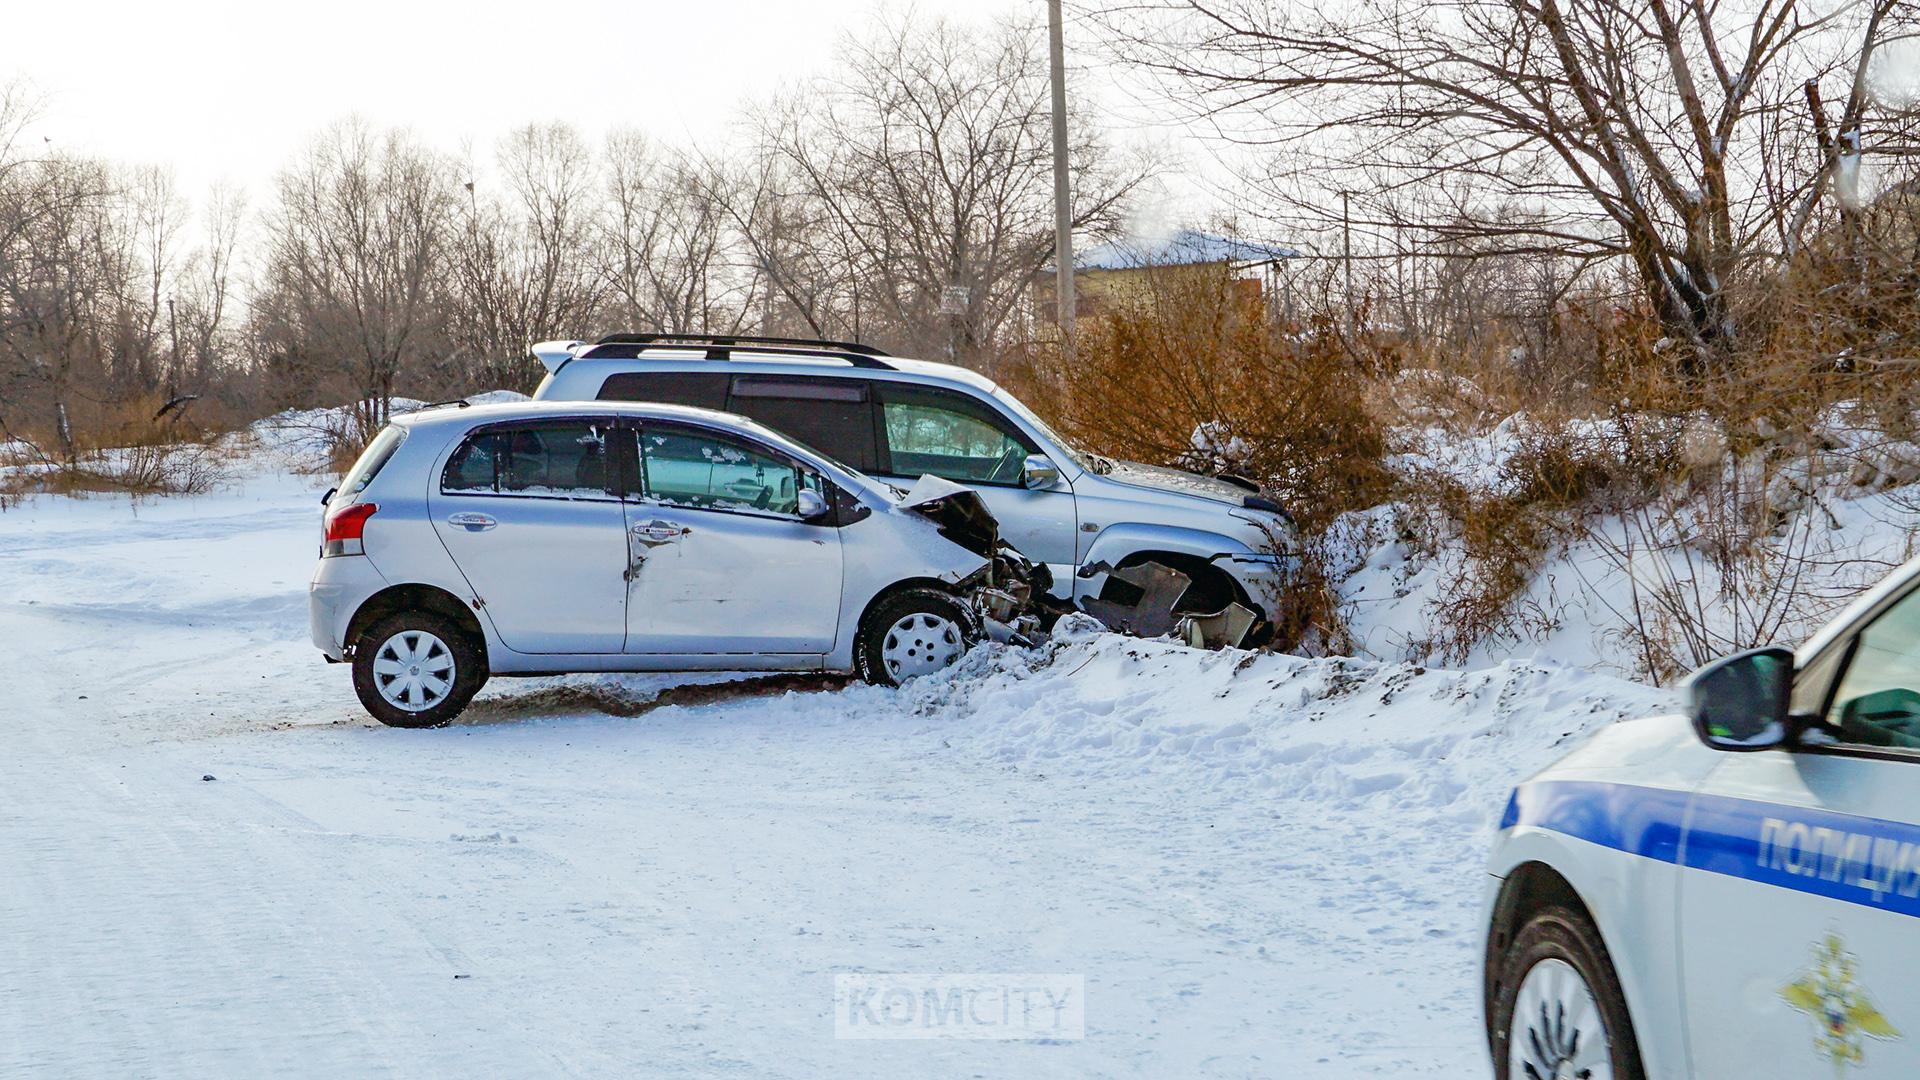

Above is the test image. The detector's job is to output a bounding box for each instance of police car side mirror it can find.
[1687,646,1794,751]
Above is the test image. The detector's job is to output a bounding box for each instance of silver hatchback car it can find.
[310,400,1019,727]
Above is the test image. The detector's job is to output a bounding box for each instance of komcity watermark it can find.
[833,973,1085,1040]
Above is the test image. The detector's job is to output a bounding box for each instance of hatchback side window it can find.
[343,425,406,495]
[441,420,616,499]
[876,384,1034,485]
[1826,587,1920,749]
[639,424,815,516]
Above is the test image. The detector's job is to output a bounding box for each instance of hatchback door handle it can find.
[630,519,690,545]
[447,512,497,530]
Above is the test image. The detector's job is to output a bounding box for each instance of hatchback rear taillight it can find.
[323,502,378,557]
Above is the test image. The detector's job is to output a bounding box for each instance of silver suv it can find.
[310,400,1026,727]
[532,334,1295,625]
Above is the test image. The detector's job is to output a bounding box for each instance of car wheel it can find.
[351,611,487,728]
[855,588,978,687]
[1490,905,1645,1080]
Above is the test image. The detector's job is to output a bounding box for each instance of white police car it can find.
[1483,563,1920,1079]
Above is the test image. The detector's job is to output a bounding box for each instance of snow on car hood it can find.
[1102,459,1255,506]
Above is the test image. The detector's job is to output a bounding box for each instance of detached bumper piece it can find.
[1176,602,1260,650]
[1078,560,1263,650]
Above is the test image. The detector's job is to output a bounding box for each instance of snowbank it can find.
[248,391,528,472]
[909,615,1673,830]
[1332,404,1920,679]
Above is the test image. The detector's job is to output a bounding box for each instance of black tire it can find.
[1489,905,1646,1080]
[854,587,980,687]
[351,611,487,728]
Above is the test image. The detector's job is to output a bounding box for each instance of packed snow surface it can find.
[0,444,1672,1077]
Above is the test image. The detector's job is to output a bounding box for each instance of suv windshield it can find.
[990,388,1105,474]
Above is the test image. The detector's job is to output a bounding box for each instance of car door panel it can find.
[1678,753,1919,1079]
[623,421,843,654]
[1678,588,1920,1079]
[430,419,629,654]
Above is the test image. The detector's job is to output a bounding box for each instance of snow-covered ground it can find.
[0,439,1672,1077]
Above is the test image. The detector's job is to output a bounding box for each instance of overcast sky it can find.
[1,0,1216,227]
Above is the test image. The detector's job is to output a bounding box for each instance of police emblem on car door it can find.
[1781,932,1901,1077]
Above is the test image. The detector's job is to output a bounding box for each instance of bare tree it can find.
[1098,0,1919,364]
[172,181,244,389]
[758,13,1150,367]
[260,120,454,437]
[446,123,602,391]
[698,149,865,340]
[0,147,120,456]
[598,132,752,336]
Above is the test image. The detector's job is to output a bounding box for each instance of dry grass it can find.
[0,393,232,500]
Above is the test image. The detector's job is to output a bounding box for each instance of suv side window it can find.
[1825,586,1920,749]
[638,423,817,517]
[596,371,730,410]
[726,375,879,473]
[875,384,1035,485]
[441,420,617,499]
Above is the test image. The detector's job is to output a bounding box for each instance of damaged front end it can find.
[897,476,1075,646]
[898,476,1263,651]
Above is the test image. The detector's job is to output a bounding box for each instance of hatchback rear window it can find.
[342,425,405,495]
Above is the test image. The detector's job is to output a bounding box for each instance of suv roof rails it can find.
[582,333,896,370]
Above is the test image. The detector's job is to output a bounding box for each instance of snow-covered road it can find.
[0,464,1670,1078]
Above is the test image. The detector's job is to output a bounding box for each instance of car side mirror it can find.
[1021,454,1061,491]
[796,489,831,522]
[1687,646,1794,751]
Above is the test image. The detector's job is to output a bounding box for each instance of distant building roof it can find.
[1047,229,1301,273]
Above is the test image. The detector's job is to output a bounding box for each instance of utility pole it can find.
[1047,0,1075,347]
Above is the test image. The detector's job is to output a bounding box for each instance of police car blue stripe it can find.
[1503,779,1920,919]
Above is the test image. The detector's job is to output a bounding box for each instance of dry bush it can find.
[1381,336,1701,664]
[1000,268,1396,653]
[1020,266,1392,532]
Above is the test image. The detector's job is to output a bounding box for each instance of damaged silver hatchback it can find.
[310,400,1047,727]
